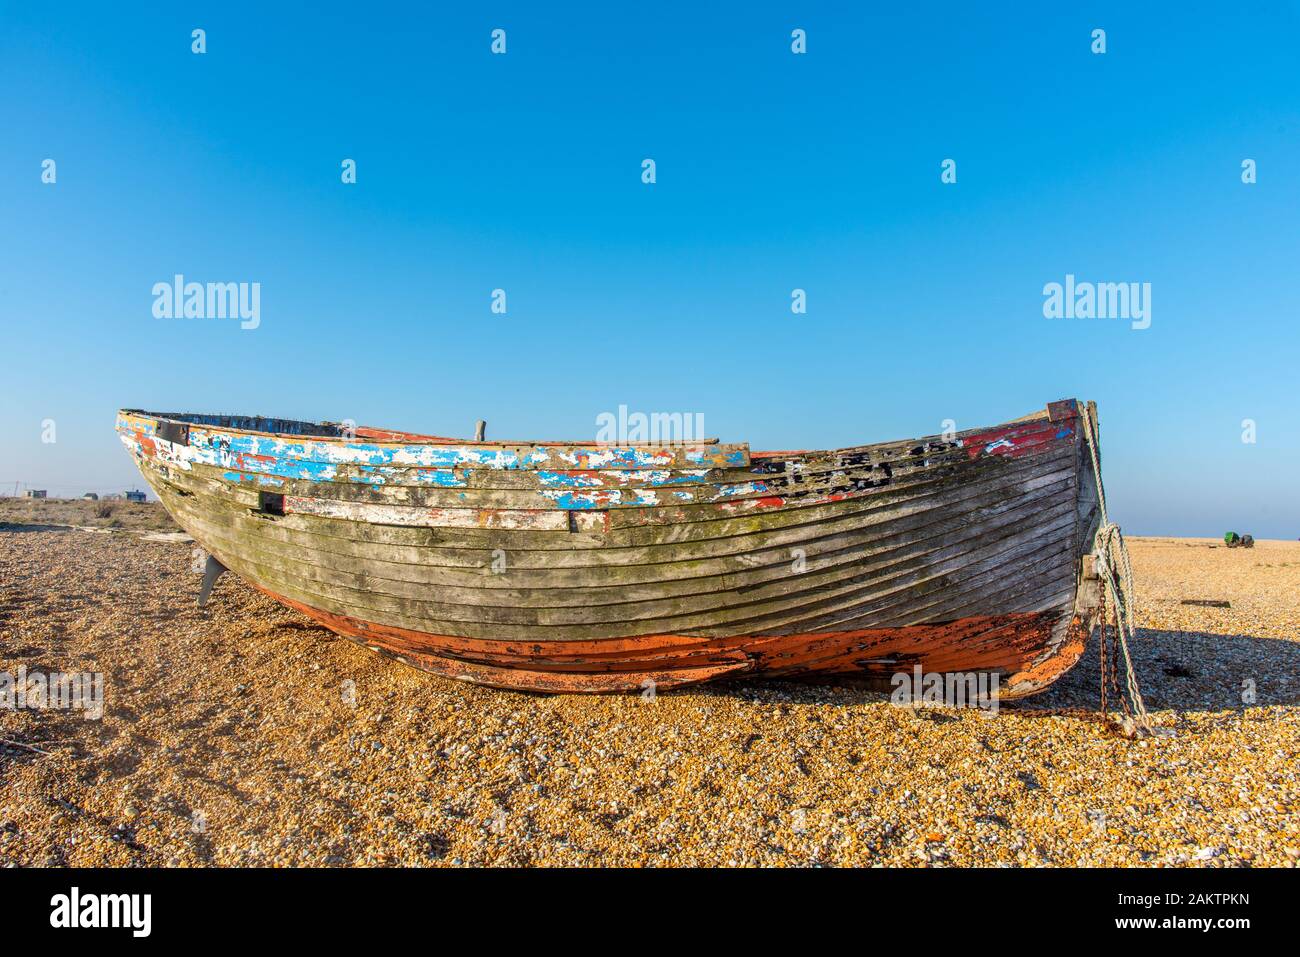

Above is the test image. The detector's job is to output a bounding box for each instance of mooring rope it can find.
[1079,405,1153,734]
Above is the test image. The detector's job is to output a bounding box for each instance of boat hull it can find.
[116,400,1103,696]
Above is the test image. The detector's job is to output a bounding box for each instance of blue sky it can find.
[1,2,1297,537]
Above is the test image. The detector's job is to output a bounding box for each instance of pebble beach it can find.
[2,503,1297,867]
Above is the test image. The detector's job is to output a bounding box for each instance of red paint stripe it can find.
[245,583,1081,696]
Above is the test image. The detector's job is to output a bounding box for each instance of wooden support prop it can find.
[198,554,228,608]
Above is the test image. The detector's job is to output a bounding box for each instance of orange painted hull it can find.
[258,585,1090,698]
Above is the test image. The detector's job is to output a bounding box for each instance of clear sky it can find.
[1,2,1297,537]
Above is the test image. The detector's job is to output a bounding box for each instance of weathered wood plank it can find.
[160,476,1076,599]
[165,487,1076,619]
[151,448,1076,567]
[165,496,1077,640]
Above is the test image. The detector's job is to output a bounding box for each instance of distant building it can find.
[125,489,147,503]
[82,492,99,501]
[22,489,47,499]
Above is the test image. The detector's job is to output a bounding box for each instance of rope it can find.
[1079,405,1153,735]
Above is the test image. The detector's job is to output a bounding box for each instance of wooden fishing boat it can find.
[116,399,1104,697]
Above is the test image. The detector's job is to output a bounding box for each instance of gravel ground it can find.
[1,527,1297,867]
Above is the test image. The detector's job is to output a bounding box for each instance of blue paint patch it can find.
[354,465,467,487]
[713,481,770,499]
[542,490,620,510]
[188,429,522,469]
[684,449,748,467]
[228,455,339,483]
[222,470,286,488]
[537,470,602,488]
[116,414,156,436]
[136,421,750,478]
[641,470,711,487]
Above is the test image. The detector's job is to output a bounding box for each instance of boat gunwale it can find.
[116,409,730,451]
[116,403,1068,458]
